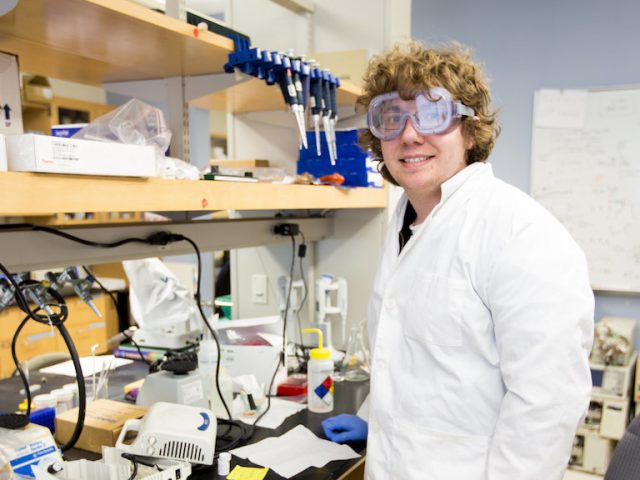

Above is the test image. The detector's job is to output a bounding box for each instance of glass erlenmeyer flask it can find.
[339,322,370,382]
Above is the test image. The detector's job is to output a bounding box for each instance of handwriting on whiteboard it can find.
[531,88,640,292]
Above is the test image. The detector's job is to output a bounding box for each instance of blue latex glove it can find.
[322,414,368,443]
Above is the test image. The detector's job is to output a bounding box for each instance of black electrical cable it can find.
[295,229,308,361]
[122,452,160,471]
[191,237,298,469]
[297,230,308,310]
[55,317,87,451]
[82,266,119,314]
[49,227,246,446]
[212,417,253,452]
[14,225,273,455]
[33,225,150,249]
[178,235,233,423]
[246,232,297,435]
[180,230,298,459]
[11,316,32,425]
[0,262,86,451]
[123,453,139,480]
[19,225,234,420]
[120,330,152,366]
[176,235,262,453]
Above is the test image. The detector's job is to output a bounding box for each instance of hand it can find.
[321,414,368,443]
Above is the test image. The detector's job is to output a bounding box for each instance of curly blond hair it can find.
[358,40,500,185]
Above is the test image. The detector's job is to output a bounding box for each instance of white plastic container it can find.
[198,338,233,419]
[32,393,57,412]
[62,382,79,407]
[217,451,231,476]
[50,388,74,413]
[304,328,334,413]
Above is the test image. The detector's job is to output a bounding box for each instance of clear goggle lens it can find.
[367,87,474,141]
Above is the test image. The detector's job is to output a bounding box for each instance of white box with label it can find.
[600,397,629,440]
[5,133,156,177]
[0,51,23,136]
[0,423,62,478]
[214,315,285,395]
[570,430,615,475]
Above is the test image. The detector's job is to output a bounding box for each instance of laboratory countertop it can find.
[0,360,369,480]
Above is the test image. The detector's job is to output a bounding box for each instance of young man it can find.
[322,41,594,480]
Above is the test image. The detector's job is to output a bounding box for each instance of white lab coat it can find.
[358,162,594,480]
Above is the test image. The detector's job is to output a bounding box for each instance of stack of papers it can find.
[231,425,360,478]
[39,355,132,377]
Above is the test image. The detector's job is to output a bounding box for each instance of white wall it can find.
[228,0,311,54]
[411,0,640,347]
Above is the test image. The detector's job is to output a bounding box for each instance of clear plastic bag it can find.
[73,98,201,179]
[73,98,171,158]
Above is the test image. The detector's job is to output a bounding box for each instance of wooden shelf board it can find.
[0,0,234,85]
[0,172,386,215]
[190,78,362,113]
[21,100,51,111]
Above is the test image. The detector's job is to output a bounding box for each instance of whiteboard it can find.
[530,87,640,292]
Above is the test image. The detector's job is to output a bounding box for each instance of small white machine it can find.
[583,395,631,440]
[590,351,637,399]
[313,274,347,362]
[568,317,638,477]
[32,449,191,480]
[116,402,216,465]
[123,258,202,350]
[136,369,208,408]
[569,430,615,476]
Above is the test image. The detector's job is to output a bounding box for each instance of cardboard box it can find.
[55,399,147,454]
[22,75,52,104]
[209,159,270,168]
[6,133,156,177]
[0,423,62,479]
[0,52,23,136]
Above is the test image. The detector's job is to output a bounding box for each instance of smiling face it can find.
[380,118,471,201]
[357,42,500,189]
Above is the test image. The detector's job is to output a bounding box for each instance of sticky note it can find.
[227,465,269,480]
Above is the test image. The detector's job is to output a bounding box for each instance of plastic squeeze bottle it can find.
[304,328,334,413]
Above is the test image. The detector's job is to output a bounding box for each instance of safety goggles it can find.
[367,87,475,141]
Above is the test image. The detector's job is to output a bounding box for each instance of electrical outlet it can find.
[251,274,268,304]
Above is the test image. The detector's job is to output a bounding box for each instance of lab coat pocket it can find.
[404,273,464,347]
[392,419,491,480]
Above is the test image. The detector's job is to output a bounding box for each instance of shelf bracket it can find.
[166,76,189,162]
